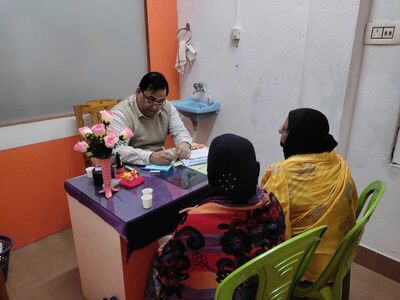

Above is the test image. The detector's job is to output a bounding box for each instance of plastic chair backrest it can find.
[293,180,385,300]
[214,225,327,300]
[73,99,121,129]
[356,180,385,218]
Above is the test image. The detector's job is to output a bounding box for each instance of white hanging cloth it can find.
[175,40,187,75]
[175,24,197,76]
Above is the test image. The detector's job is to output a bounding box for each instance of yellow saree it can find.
[261,151,358,282]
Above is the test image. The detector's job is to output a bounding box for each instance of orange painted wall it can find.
[0,137,85,248]
[146,0,180,100]
[0,1,179,249]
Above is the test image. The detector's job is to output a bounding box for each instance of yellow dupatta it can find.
[261,151,358,282]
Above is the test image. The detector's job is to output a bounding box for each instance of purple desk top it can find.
[64,167,209,251]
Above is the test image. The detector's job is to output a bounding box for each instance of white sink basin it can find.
[172,97,220,122]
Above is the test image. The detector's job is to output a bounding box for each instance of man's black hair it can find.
[139,72,169,96]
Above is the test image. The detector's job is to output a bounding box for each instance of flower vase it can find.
[99,158,119,199]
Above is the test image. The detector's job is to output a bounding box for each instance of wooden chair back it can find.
[73,99,121,129]
[73,99,121,167]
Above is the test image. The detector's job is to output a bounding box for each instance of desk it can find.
[64,167,208,300]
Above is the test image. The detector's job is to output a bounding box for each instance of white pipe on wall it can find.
[337,0,373,158]
[234,0,241,26]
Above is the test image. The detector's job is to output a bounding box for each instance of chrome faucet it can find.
[193,82,212,105]
[193,82,205,94]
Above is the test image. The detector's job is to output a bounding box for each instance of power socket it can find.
[382,27,395,39]
[364,21,400,45]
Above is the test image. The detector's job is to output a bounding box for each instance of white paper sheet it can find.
[190,147,209,159]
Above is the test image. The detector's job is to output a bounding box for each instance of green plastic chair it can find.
[356,180,385,218]
[341,179,387,299]
[292,180,385,300]
[214,225,328,300]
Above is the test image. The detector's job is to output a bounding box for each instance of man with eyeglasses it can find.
[110,72,192,165]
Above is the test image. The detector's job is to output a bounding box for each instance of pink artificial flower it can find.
[104,133,118,148]
[100,110,114,124]
[106,128,117,136]
[73,141,89,153]
[121,128,134,140]
[78,126,92,137]
[91,124,106,136]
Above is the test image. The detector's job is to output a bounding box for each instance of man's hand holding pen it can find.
[149,143,191,165]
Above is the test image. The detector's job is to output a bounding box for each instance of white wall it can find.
[177,0,360,168]
[346,0,400,260]
[179,0,308,163]
[178,0,400,261]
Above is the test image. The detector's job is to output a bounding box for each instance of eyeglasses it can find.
[141,90,166,107]
[278,127,289,134]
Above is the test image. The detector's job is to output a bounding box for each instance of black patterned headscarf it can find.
[207,134,260,205]
[282,108,338,159]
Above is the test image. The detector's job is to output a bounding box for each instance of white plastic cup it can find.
[142,188,153,195]
[141,194,153,209]
[85,167,94,178]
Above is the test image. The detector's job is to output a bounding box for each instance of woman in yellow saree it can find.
[261,108,358,282]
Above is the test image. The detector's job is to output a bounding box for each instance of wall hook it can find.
[177,22,192,43]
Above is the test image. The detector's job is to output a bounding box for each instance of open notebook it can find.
[181,147,209,166]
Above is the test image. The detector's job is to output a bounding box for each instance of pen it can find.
[162,146,176,164]
[124,165,134,171]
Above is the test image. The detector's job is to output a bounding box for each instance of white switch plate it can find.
[364,21,400,45]
[371,27,383,39]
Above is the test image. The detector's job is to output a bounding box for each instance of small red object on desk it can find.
[119,176,145,189]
